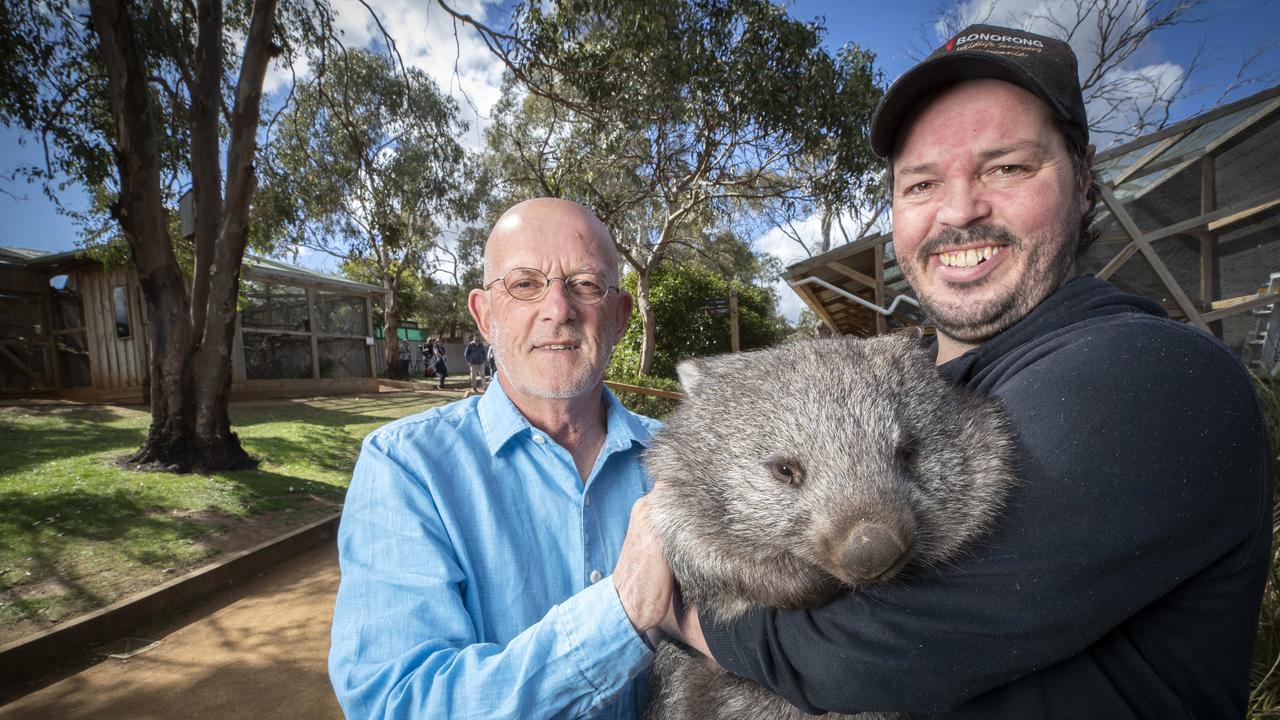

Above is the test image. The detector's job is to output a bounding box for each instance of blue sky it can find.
[2,0,1279,320]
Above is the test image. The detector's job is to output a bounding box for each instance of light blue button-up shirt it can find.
[329,379,660,719]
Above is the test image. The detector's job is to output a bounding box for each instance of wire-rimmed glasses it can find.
[482,267,619,305]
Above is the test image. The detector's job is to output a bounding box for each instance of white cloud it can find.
[263,0,507,151]
[751,207,892,325]
[754,219,821,324]
[937,0,1187,143]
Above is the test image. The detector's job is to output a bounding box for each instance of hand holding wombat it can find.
[642,335,1017,720]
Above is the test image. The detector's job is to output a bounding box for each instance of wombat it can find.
[641,334,1017,720]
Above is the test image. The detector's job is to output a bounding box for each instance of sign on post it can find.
[703,293,740,351]
[704,297,730,318]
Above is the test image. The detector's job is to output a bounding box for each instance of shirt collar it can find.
[477,378,655,457]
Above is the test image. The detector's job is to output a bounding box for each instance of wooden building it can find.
[784,84,1280,371]
[0,248,389,402]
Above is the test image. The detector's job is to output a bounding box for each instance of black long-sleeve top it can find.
[701,275,1274,718]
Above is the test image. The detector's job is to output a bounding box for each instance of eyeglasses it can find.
[483,267,619,305]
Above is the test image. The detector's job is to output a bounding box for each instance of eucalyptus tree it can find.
[475,0,882,375]
[0,0,350,472]
[261,49,483,378]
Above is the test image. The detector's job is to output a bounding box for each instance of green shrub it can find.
[606,372,683,419]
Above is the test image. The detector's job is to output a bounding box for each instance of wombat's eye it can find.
[767,460,805,485]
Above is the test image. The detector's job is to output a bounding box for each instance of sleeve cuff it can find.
[700,608,750,676]
[552,575,654,698]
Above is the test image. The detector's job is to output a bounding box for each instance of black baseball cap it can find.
[869,24,1088,158]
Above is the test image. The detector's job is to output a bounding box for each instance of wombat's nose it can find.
[840,522,912,582]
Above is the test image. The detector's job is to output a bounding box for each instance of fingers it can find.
[614,495,675,634]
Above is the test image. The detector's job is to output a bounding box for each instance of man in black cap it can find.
[620,23,1273,718]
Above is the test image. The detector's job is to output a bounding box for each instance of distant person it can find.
[330,198,664,718]
[464,334,488,391]
[626,23,1274,718]
[426,335,448,390]
[397,340,411,378]
[486,343,497,380]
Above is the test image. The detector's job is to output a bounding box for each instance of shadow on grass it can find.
[0,489,217,606]
[0,415,146,479]
[238,425,363,477]
[217,466,349,512]
[229,392,443,429]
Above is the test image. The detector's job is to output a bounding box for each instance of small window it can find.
[112,286,131,339]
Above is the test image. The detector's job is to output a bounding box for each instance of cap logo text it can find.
[954,32,1044,48]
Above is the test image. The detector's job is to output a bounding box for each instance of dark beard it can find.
[911,222,1077,344]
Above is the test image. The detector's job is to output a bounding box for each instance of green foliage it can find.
[259,48,483,264]
[608,261,787,381]
[606,374,683,420]
[490,0,882,374]
[340,258,418,324]
[0,0,334,250]
[508,0,884,211]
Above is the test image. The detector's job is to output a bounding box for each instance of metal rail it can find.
[788,276,921,317]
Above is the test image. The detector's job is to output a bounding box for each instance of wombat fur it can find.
[641,334,1017,720]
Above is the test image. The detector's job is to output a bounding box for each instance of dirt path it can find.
[0,543,344,720]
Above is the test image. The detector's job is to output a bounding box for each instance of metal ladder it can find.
[1242,272,1280,375]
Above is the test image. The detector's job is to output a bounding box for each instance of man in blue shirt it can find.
[329,198,672,719]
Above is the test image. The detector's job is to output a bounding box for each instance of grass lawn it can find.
[0,390,451,645]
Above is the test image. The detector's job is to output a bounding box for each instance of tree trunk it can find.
[819,204,834,255]
[91,0,198,471]
[93,0,276,474]
[635,267,656,377]
[383,275,404,379]
[188,0,277,473]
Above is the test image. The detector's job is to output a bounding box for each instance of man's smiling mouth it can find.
[937,245,1002,268]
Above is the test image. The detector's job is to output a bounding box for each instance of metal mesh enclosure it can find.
[1082,89,1280,356]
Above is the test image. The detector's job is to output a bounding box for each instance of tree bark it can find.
[188,0,225,346]
[93,0,276,473]
[635,266,656,377]
[383,274,404,379]
[190,0,278,472]
[90,0,197,471]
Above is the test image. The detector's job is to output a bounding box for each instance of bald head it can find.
[469,197,633,408]
[484,198,619,285]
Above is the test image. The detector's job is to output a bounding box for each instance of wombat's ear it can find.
[676,359,704,397]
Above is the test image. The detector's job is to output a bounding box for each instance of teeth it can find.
[939,246,1000,268]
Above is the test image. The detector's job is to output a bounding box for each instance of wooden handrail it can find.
[605,380,685,400]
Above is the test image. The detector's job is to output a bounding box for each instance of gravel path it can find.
[0,543,344,720]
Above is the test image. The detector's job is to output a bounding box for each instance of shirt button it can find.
[590,569,603,584]
[532,434,545,444]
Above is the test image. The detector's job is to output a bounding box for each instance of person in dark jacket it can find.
[425,335,448,389]
[616,23,1274,719]
[464,334,488,391]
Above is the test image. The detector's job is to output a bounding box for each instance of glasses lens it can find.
[566,273,608,304]
[504,268,549,300]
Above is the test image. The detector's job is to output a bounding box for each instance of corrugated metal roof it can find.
[0,245,385,295]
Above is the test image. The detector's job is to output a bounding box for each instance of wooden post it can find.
[43,282,61,391]
[1098,186,1209,332]
[729,289,740,352]
[1200,155,1220,337]
[873,241,887,336]
[306,287,320,379]
[365,294,377,377]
